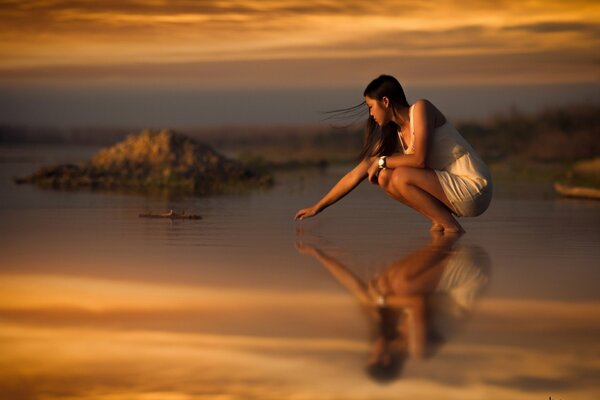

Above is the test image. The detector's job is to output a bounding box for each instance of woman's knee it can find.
[380,167,411,189]
[390,167,413,193]
[378,169,410,204]
[377,168,393,188]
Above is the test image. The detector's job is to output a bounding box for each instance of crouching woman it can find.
[294,75,492,233]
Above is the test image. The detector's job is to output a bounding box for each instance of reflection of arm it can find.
[314,159,370,212]
[303,247,372,304]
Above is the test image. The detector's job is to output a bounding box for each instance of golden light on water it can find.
[1,272,598,399]
[0,273,348,311]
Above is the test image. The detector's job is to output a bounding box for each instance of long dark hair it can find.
[365,306,406,383]
[360,75,410,160]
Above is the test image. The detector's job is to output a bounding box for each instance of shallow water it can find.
[0,145,599,400]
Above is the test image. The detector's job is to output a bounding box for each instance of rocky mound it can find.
[15,129,272,194]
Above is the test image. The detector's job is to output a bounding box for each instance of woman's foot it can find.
[438,214,465,234]
[442,223,465,234]
[430,222,444,232]
[431,221,464,234]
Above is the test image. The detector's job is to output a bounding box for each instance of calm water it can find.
[0,145,599,400]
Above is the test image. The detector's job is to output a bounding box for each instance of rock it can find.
[14,129,272,194]
[554,182,600,200]
[554,157,600,199]
[572,157,600,176]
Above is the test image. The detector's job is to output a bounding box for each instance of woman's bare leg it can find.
[379,169,440,231]
[378,168,440,227]
[377,169,411,203]
[379,167,464,233]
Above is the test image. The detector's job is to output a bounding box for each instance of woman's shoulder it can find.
[412,99,447,126]
[412,98,437,110]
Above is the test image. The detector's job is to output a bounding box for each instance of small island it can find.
[14,129,272,194]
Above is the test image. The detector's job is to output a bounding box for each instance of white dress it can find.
[397,105,493,217]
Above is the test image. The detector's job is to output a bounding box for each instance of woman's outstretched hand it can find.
[294,205,320,220]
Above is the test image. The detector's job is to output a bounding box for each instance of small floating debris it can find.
[554,182,600,200]
[139,210,202,220]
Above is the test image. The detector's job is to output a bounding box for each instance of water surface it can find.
[0,145,599,400]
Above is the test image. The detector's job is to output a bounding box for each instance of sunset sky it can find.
[0,0,598,125]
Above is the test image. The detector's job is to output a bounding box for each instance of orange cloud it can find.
[0,0,598,85]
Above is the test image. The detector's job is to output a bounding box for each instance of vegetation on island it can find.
[14,130,272,194]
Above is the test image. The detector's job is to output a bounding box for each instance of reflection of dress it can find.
[397,105,493,217]
[435,245,490,309]
[428,245,491,339]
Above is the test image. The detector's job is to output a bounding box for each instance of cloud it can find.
[503,21,600,34]
[0,0,598,85]
[0,0,422,17]
[1,47,597,87]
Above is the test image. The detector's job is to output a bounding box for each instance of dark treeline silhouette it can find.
[459,102,599,163]
[1,102,598,165]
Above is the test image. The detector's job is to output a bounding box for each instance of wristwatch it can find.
[378,156,387,169]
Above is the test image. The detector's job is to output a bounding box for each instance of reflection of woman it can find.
[296,234,490,382]
[295,75,492,233]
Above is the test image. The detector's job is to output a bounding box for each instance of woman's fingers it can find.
[295,207,317,220]
[368,169,379,184]
[367,162,380,184]
[294,208,310,220]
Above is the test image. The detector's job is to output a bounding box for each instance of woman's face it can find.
[365,96,392,126]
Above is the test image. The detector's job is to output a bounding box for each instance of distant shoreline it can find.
[2,101,597,161]
[2,102,598,190]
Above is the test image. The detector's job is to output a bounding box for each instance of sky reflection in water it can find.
[0,151,599,399]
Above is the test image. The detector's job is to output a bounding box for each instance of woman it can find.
[294,75,492,233]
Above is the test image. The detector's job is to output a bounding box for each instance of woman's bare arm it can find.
[384,99,437,170]
[294,158,370,219]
